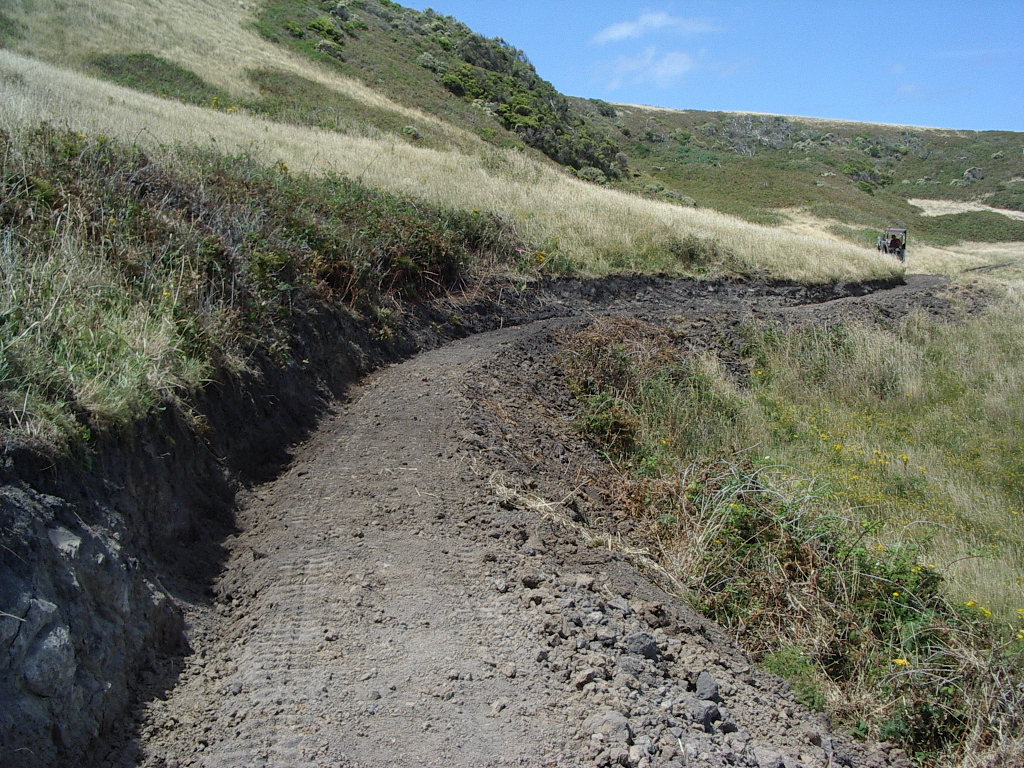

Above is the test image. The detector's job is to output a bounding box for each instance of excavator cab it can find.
[878,228,907,262]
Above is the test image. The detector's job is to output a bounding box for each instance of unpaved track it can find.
[136,325,588,767]
[119,277,960,768]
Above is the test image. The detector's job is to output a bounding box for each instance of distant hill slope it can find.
[3,0,1023,257]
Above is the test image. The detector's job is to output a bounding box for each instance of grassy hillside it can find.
[0,49,898,282]
[5,0,1022,264]
[590,105,1024,230]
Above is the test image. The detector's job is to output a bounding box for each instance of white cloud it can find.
[593,13,721,44]
[604,47,696,89]
[896,82,970,102]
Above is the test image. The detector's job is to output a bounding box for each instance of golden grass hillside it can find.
[778,209,1024,277]
[2,0,432,118]
[0,50,901,282]
[5,0,1021,278]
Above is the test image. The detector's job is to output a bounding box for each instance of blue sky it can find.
[403,1,1024,131]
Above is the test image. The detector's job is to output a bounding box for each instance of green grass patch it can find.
[828,223,879,247]
[911,210,1024,245]
[989,187,1024,213]
[84,53,231,108]
[243,68,451,149]
[761,646,826,712]
[0,11,24,46]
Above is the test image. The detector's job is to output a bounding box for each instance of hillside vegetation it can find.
[1,1,1023,766]
[3,0,1022,268]
[562,307,1024,759]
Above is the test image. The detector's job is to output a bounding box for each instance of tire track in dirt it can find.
[134,327,591,767]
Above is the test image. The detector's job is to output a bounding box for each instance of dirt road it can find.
[108,276,960,768]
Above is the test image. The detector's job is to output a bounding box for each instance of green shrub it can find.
[590,99,617,118]
[308,16,344,44]
[989,187,1024,212]
[762,647,826,711]
[342,18,368,35]
[440,72,466,97]
[417,52,447,74]
[666,234,724,267]
[431,48,622,177]
[576,166,607,185]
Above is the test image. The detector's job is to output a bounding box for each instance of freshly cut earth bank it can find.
[2,275,960,768]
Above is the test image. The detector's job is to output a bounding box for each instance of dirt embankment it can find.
[0,273,962,768]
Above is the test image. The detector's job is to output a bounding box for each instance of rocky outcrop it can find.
[0,483,184,768]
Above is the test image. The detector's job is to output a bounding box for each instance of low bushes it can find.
[0,126,519,445]
[560,315,1024,765]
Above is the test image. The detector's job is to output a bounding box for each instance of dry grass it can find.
[0,199,210,442]
[560,303,1024,618]
[0,51,899,282]
[910,198,1024,222]
[779,207,1024,277]
[745,292,1024,620]
[2,0,440,121]
[560,315,1024,764]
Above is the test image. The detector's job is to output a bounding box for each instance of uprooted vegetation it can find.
[0,125,519,446]
[560,315,1024,766]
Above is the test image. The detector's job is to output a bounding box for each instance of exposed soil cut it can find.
[4,274,972,768]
